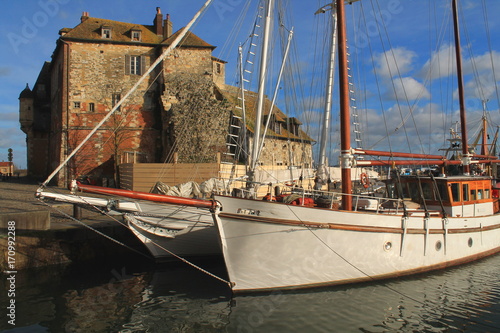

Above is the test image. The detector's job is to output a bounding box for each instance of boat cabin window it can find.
[450,180,491,204]
[421,182,433,200]
[462,184,469,201]
[397,180,449,203]
[437,183,448,202]
[391,178,492,206]
[451,183,460,202]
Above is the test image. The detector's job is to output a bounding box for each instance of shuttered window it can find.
[125,55,146,75]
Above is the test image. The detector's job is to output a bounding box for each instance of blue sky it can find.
[1,0,499,169]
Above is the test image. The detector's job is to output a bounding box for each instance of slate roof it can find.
[162,29,215,49]
[219,85,314,143]
[59,16,214,49]
[19,84,33,99]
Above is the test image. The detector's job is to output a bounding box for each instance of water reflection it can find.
[124,256,500,333]
[121,261,232,332]
[1,255,499,332]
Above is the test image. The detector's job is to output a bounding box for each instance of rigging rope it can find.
[37,198,153,260]
[38,193,232,287]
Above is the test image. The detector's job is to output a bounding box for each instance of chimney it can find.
[154,7,163,35]
[164,14,173,38]
[81,12,89,23]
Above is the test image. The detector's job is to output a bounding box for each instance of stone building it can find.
[19,8,313,187]
[0,162,14,176]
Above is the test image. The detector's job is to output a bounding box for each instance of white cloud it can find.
[420,48,500,101]
[460,51,500,101]
[374,47,417,78]
[463,50,500,75]
[355,103,456,154]
[384,76,430,101]
[418,44,456,80]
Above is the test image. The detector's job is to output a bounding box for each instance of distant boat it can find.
[210,0,500,293]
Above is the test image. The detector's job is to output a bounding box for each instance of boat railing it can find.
[272,186,406,214]
[229,183,424,215]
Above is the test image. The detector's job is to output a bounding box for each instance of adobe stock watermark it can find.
[349,0,403,55]
[7,0,71,54]
[212,0,244,22]
[233,291,285,333]
[5,221,17,326]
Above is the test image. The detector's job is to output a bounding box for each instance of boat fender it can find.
[262,193,276,202]
[360,173,370,188]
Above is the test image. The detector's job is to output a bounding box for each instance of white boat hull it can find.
[37,190,221,260]
[124,204,221,260]
[213,195,500,292]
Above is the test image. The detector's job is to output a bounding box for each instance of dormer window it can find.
[131,30,141,42]
[274,121,281,135]
[101,26,112,39]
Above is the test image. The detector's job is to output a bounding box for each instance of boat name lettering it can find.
[237,208,260,216]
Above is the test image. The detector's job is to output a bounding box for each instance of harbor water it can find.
[1,253,499,332]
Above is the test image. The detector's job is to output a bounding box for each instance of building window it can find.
[89,102,95,112]
[125,55,144,75]
[131,30,141,42]
[102,27,112,39]
[112,93,121,112]
[215,62,222,74]
[74,101,81,108]
[274,122,281,135]
[130,56,141,75]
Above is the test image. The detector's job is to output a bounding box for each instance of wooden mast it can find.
[337,0,352,210]
[452,0,470,174]
[481,100,488,156]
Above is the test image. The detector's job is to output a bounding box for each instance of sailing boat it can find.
[36,0,311,261]
[210,0,500,292]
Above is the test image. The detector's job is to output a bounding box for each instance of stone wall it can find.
[163,47,213,77]
[161,73,231,163]
[249,136,313,168]
[57,42,162,183]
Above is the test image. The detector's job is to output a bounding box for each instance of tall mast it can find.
[249,0,274,177]
[315,3,338,185]
[452,0,470,174]
[337,0,352,210]
[481,99,488,156]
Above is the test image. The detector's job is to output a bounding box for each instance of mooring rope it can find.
[125,215,232,287]
[38,197,232,287]
[37,198,153,260]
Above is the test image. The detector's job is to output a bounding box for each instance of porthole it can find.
[468,237,473,247]
[435,240,442,251]
[384,241,392,251]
